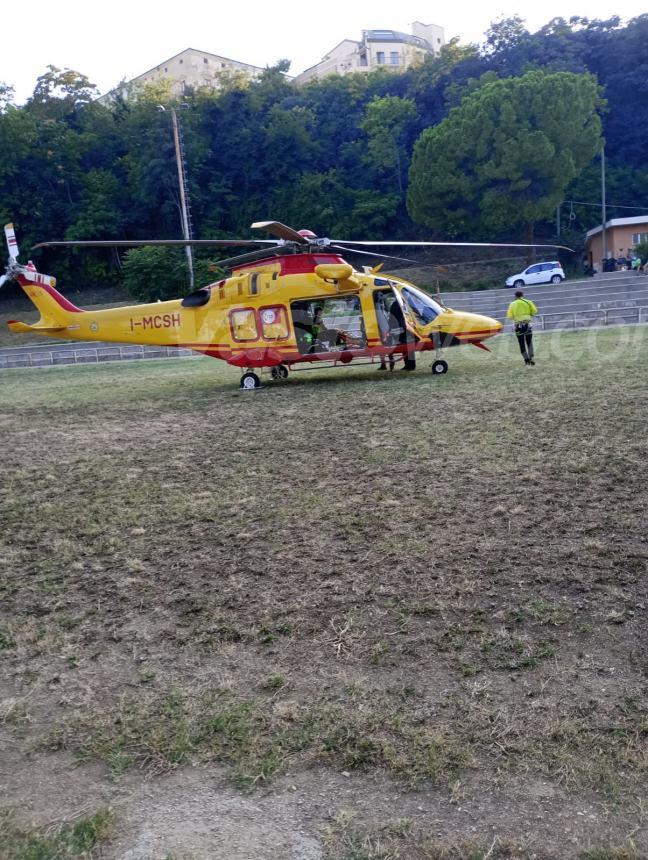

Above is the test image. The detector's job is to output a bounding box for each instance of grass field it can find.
[1,326,647,859]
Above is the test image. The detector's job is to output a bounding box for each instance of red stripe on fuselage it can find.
[18,276,83,313]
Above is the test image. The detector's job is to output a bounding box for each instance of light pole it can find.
[158,105,194,290]
[601,144,607,267]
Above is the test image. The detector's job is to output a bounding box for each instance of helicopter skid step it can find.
[279,355,404,373]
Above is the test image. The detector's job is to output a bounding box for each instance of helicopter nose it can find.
[458,312,503,339]
[480,315,503,335]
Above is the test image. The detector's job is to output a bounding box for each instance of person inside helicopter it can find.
[291,297,367,355]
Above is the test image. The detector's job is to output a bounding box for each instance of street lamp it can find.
[158,104,194,290]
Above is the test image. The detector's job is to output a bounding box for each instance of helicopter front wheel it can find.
[270,364,289,381]
[240,371,262,390]
[431,359,448,375]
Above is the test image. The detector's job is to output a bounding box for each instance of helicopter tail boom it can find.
[2,223,83,335]
[13,268,82,330]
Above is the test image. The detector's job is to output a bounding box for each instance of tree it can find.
[635,238,648,264]
[483,15,529,55]
[360,96,418,194]
[0,83,14,113]
[407,70,604,244]
[121,246,217,301]
[26,66,98,120]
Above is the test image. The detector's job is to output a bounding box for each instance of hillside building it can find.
[98,48,266,104]
[293,22,445,85]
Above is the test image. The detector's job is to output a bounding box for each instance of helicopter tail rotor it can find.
[5,223,19,262]
[0,223,21,288]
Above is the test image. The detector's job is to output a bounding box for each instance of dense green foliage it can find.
[634,239,648,264]
[122,247,223,301]
[0,15,647,294]
[407,70,603,240]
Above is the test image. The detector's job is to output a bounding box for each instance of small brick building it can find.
[585,216,648,270]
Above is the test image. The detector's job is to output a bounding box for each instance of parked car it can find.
[505,261,565,288]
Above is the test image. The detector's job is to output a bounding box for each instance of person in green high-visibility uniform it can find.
[507,290,538,366]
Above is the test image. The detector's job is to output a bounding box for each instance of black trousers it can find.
[515,326,534,360]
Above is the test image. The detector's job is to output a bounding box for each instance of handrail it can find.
[534,307,644,330]
[0,344,198,369]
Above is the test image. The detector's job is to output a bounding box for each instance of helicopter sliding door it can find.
[291,296,367,355]
[372,287,409,347]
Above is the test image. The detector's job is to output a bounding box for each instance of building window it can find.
[632,232,648,245]
[164,67,168,72]
[390,52,399,65]
[179,58,183,64]
[376,51,385,64]
[359,53,368,66]
[203,57,208,64]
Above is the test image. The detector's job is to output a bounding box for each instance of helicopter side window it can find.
[400,286,443,325]
[260,305,289,340]
[230,308,258,342]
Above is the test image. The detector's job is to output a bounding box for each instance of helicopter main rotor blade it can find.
[330,245,419,265]
[212,245,290,271]
[251,221,308,244]
[31,239,278,251]
[330,240,574,252]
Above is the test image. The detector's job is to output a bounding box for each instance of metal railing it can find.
[0,344,198,370]
[535,306,648,330]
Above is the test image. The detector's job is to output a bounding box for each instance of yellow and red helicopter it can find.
[1,221,569,388]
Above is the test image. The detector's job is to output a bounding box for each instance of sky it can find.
[1,0,646,103]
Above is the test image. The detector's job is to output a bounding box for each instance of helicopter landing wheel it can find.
[240,371,262,390]
[270,364,289,381]
[431,359,448,375]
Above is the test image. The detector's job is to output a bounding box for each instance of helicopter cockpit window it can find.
[400,286,443,325]
[291,296,367,355]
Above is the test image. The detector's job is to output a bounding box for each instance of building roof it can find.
[98,47,267,100]
[132,47,265,81]
[586,215,648,240]
[363,29,433,50]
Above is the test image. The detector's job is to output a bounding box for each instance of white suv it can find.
[505,261,565,288]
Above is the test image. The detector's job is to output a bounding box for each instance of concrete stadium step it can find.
[441,277,645,305]
[446,289,648,311]
[442,281,648,315]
